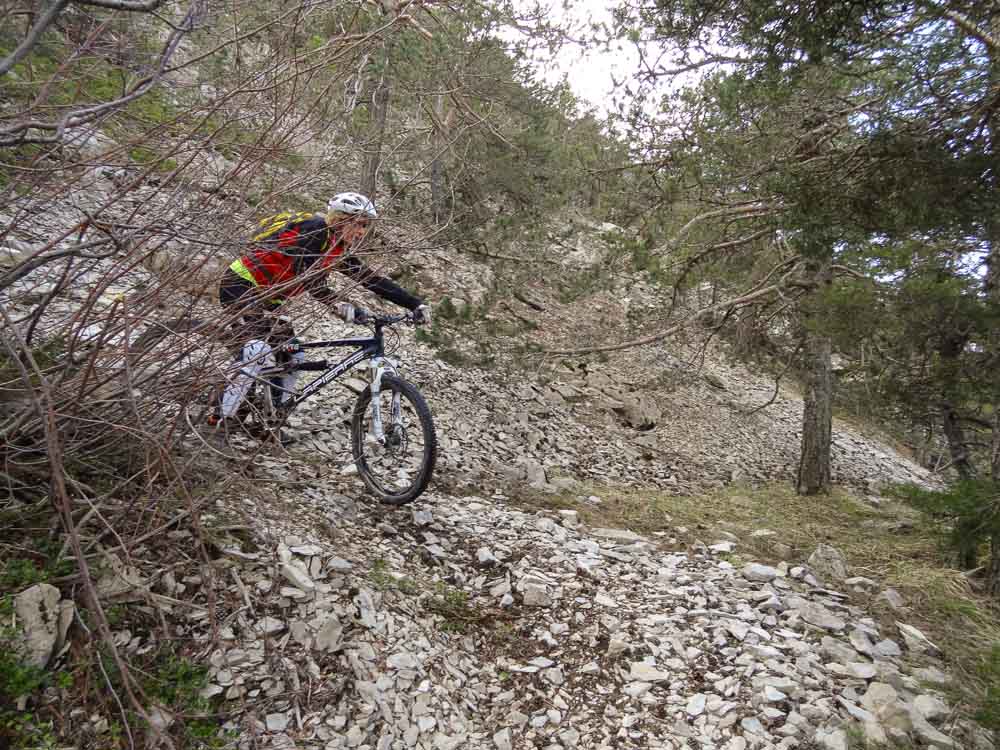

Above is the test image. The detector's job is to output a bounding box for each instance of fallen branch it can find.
[513,289,546,311]
[462,245,561,266]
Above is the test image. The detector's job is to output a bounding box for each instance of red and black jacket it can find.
[232,217,423,310]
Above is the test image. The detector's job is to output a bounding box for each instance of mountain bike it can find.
[131,312,437,505]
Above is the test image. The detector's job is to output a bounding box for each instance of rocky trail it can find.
[21,467,989,750]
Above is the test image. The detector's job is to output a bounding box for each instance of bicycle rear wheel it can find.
[351,374,437,505]
[183,371,277,440]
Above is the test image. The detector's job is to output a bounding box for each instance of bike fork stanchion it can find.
[370,393,385,444]
[367,356,397,445]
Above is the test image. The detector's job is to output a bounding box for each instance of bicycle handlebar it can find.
[367,311,413,328]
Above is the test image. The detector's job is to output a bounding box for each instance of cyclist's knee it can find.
[242,339,272,361]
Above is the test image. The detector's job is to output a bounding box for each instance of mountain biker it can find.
[208,191,431,443]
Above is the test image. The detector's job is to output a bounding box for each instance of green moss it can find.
[0,560,47,591]
[0,713,61,750]
[0,533,73,593]
[128,145,177,173]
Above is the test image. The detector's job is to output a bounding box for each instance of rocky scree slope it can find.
[19,470,989,749]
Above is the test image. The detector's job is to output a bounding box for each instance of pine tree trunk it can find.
[797,327,833,495]
[984,14,1000,597]
[429,95,448,225]
[941,401,974,480]
[987,532,1000,597]
[988,226,1000,481]
[361,65,391,199]
[992,410,1000,481]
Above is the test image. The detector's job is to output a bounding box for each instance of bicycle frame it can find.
[283,335,386,407]
[244,316,406,442]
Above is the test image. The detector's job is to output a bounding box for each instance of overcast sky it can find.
[509,0,641,114]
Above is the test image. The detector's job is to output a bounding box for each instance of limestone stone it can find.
[896,622,940,656]
[912,694,949,723]
[13,584,61,668]
[493,728,512,750]
[520,581,551,607]
[814,727,848,750]
[265,713,290,732]
[808,544,849,581]
[686,693,707,717]
[629,662,672,682]
[742,563,781,582]
[861,683,912,732]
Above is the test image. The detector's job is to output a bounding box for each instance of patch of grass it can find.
[0,529,73,594]
[436,296,477,324]
[717,551,744,566]
[414,323,446,347]
[414,323,483,368]
[128,146,178,173]
[140,648,226,748]
[369,559,419,595]
[557,264,610,303]
[424,583,480,633]
[0,337,67,392]
[521,482,897,567]
[437,297,460,320]
[977,643,1000,730]
[435,346,477,367]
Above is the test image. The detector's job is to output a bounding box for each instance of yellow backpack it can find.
[251,210,314,246]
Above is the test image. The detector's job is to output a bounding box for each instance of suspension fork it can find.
[368,356,400,443]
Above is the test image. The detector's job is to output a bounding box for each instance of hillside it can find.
[3,200,988,749]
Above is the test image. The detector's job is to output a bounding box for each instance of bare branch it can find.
[73,0,166,9]
[929,4,1000,54]
[0,0,72,78]
[654,203,779,256]
[545,279,789,356]
[0,238,117,291]
[0,0,206,146]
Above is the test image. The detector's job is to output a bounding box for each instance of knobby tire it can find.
[351,374,437,505]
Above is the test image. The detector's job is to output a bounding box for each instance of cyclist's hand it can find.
[413,304,432,325]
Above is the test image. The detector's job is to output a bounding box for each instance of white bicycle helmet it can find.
[327,191,377,218]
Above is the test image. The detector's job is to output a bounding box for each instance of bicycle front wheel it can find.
[351,374,437,505]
